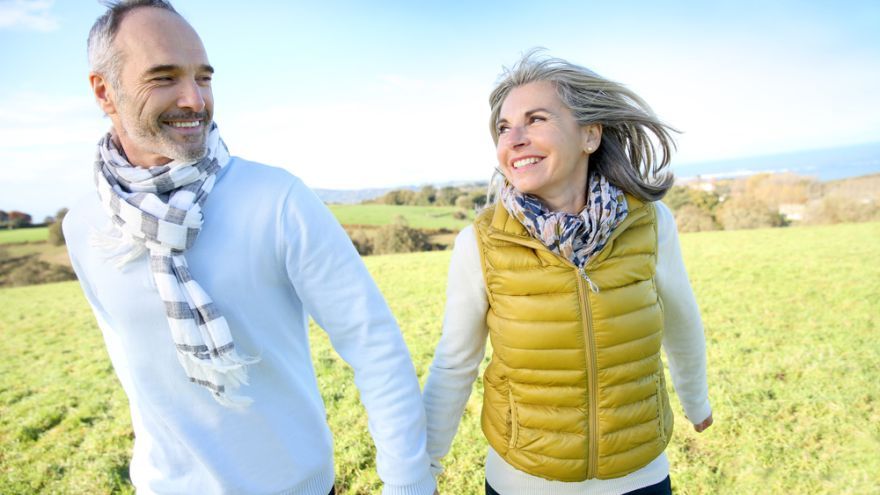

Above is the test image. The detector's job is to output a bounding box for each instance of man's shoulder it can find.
[224,157,304,189]
[63,192,102,235]
[220,157,323,208]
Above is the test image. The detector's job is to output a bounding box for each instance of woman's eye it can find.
[529,115,546,124]
[497,125,510,134]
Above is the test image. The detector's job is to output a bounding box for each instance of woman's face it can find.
[495,80,600,212]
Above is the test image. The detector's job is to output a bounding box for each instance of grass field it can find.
[1,222,879,494]
[328,204,474,229]
[0,227,48,244]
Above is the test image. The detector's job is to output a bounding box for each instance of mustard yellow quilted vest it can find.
[474,195,673,481]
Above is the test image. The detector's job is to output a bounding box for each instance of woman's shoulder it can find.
[651,200,676,233]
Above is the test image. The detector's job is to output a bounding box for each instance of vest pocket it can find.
[508,386,519,449]
[655,371,669,443]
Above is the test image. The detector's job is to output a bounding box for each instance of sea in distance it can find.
[672,141,880,182]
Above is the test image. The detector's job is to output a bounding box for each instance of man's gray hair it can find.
[87,0,180,86]
[488,49,677,202]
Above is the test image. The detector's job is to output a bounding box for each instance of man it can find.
[63,1,436,493]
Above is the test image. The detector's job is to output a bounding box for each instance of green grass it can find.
[2,222,879,493]
[0,227,48,244]
[329,204,473,229]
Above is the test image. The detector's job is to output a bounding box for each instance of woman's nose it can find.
[507,126,529,147]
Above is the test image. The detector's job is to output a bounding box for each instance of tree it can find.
[416,185,437,206]
[48,208,69,246]
[715,197,784,230]
[673,205,719,232]
[379,189,417,205]
[454,195,474,210]
[435,186,460,206]
[372,216,430,254]
[7,211,32,228]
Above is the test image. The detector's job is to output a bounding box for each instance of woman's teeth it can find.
[513,157,541,169]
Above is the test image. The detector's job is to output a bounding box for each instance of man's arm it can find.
[277,179,435,495]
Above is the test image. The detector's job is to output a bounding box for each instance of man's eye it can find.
[152,77,173,82]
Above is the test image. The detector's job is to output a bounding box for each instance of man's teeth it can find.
[513,157,541,169]
[169,121,200,128]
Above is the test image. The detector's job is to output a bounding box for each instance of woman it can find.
[423,51,713,495]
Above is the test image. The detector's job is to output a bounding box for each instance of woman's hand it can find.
[693,413,713,433]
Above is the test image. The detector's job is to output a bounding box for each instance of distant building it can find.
[779,203,806,222]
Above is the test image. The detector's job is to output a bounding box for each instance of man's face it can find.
[98,7,214,167]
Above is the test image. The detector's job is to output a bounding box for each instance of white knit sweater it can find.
[423,201,711,495]
[64,158,435,495]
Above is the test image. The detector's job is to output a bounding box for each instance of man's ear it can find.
[89,72,117,116]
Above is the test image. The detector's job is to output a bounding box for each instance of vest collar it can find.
[483,193,651,268]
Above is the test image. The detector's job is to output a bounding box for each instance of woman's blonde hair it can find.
[487,49,677,203]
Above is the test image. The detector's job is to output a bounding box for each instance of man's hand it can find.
[693,413,713,433]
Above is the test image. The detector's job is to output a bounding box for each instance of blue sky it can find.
[1,0,878,219]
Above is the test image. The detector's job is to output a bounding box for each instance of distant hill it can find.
[314,180,487,205]
[312,187,415,205]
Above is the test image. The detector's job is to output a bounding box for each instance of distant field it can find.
[1,222,879,493]
[329,204,473,229]
[0,227,48,244]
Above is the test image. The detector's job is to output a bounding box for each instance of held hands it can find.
[693,412,713,433]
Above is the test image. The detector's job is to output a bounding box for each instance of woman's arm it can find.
[423,226,491,474]
[654,202,713,430]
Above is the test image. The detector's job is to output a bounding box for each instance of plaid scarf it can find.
[500,172,628,290]
[93,123,257,407]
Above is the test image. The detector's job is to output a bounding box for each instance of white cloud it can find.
[0,0,58,32]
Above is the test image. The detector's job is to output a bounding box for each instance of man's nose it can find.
[177,79,206,112]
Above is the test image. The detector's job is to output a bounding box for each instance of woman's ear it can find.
[583,123,602,153]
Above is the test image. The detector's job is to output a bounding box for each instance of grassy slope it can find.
[0,227,49,244]
[1,222,878,493]
[329,204,473,229]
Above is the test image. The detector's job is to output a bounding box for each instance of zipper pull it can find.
[578,266,600,293]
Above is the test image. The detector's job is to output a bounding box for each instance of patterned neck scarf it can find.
[500,172,629,275]
[93,123,257,407]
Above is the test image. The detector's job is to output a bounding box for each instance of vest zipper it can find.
[576,269,599,479]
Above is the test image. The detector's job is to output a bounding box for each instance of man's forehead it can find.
[115,7,209,68]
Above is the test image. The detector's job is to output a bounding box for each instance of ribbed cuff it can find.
[685,399,712,426]
[382,472,436,495]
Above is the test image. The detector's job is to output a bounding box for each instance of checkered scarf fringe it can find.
[500,172,628,288]
[92,124,258,407]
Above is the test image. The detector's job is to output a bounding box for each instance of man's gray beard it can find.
[115,91,209,163]
[154,133,208,162]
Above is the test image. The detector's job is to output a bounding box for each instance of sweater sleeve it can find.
[654,201,712,425]
[422,225,490,476]
[278,179,435,495]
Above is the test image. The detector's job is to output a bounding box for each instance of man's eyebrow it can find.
[144,64,215,75]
